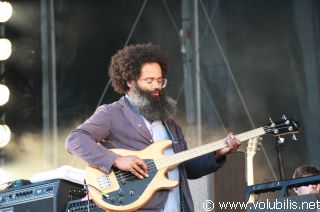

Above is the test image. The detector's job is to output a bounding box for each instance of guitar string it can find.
[112,126,294,182]
[111,123,296,181]
[112,124,295,181]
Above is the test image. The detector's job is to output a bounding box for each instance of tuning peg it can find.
[277,136,285,144]
[269,117,275,127]
[292,134,297,141]
[282,115,287,120]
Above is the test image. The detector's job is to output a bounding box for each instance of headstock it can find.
[264,115,300,139]
[247,137,262,159]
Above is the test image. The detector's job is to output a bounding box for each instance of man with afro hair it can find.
[66,43,240,212]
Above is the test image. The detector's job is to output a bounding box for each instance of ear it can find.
[127,80,133,88]
[293,187,299,195]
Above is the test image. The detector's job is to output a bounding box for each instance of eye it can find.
[145,79,153,84]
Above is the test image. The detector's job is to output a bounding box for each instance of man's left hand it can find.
[214,132,241,160]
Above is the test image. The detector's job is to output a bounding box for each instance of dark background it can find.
[2,0,320,200]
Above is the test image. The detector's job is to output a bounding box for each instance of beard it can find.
[128,85,177,122]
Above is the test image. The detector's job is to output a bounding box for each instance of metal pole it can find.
[41,0,58,169]
[193,0,202,146]
[181,0,197,147]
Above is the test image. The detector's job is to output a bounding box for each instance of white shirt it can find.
[143,118,180,212]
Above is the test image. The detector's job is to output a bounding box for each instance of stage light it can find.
[0,84,9,106]
[0,38,12,61]
[0,1,13,23]
[0,124,11,148]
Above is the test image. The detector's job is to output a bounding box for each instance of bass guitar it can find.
[85,117,299,211]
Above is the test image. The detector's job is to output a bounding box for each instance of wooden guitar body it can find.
[85,140,178,212]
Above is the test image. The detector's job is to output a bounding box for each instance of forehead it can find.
[139,63,162,78]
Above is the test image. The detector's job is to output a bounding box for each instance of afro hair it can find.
[108,43,169,94]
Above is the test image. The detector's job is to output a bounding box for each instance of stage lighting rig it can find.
[0,1,13,23]
[0,38,12,61]
[0,124,10,148]
[0,84,9,106]
[0,1,12,149]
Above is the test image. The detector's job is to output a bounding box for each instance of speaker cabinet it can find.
[0,179,84,212]
[65,199,104,212]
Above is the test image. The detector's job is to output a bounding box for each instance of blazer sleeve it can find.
[184,153,226,179]
[65,105,118,174]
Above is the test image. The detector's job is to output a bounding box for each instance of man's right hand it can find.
[113,155,148,179]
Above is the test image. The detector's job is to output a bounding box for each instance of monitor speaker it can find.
[0,179,84,212]
[65,199,104,212]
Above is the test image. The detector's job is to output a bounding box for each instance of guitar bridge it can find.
[97,175,112,189]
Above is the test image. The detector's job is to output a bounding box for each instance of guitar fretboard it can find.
[155,127,266,169]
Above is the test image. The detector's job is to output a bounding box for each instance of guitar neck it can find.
[247,155,254,185]
[156,127,266,169]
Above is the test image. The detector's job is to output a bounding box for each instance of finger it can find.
[130,170,141,179]
[227,139,238,151]
[236,139,241,145]
[228,133,239,145]
[232,140,240,149]
[233,138,241,148]
[229,133,235,139]
[225,133,234,143]
[132,157,149,177]
[226,132,234,138]
[135,159,148,173]
[133,157,148,173]
[132,165,146,179]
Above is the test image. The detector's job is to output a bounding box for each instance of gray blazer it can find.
[65,96,225,212]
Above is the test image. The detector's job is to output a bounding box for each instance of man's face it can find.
[128,62,166,98]
[294,175,320,195]
[126,62,174,122]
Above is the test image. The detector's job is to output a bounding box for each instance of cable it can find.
[83,179,91,212]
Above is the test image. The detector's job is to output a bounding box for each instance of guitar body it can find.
[85,140,179,212]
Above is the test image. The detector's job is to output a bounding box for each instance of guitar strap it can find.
[163,120,190,212]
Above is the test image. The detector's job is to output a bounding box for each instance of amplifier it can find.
[65,199,104,212]
[0,179,84,212]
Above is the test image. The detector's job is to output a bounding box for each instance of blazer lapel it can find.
[163,120,183,152]
[120,97,153,143]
